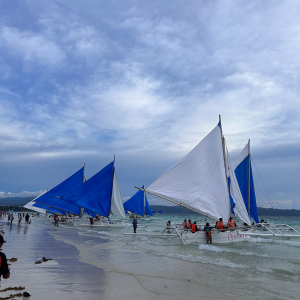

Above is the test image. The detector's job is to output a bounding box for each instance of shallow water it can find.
[1,214,300,299]
[57,214,300,299]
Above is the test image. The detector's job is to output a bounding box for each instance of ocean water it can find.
[53,214,300,299]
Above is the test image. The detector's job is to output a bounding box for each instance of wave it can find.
[152,251,246,269]
[256,267,272,273]
[198,244,270,258]
[249,237,300,247]
[97,231,122,237]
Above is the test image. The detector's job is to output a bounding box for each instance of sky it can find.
[0,0,299,209]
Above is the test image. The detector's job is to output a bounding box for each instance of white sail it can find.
[226,148,251,225]
[233,144,248,169]
[24,200,47,214]
[110,172,126,219]
[146,124,230,221]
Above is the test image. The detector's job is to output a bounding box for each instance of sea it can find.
[1,213,300,299]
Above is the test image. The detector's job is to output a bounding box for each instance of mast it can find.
[108,155,115,218]
[219,115,232,217]
[143,185,146,217]
[248,139,251,215]
[80,163,85,217]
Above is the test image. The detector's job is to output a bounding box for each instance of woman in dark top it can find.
[0,235,10,279]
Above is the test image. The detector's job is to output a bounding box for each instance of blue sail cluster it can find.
[234,156,259,223]
[123,186,153,216]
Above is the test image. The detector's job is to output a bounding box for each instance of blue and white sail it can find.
[123,185,153,217]
[234,141,259,223]
[24,199,47,214]
[32,167,85,215]
[226,148,251,225]
[144,124,231,222]
[61,161,126,219]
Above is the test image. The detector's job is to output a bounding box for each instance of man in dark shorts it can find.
[0,235,10,279]
[203,222,212,244]
[132,218,137,233]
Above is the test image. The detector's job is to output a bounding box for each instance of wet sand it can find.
[0,218,106,299]
[0,217,228,300]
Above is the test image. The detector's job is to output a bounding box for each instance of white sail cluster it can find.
[110,172,126,219]
[146,125,231,222]
[145,123,251,225]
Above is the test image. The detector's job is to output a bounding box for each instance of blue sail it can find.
[123,188,144,216]
[33,167,84,215]
[159,210,162,213]
[33,202,67,215]
[234,145,259,223]
[152,211,155,214]
[61,162,114,217]
[144,195,153,216]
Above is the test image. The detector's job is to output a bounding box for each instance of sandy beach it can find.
[0,216,227,300]
[0,215,299,300]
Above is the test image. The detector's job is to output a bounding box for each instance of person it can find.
[166,220,171,234]
[228,217,236,228]
[89,217,94,225]
[18,214,22,225]
[187,219,192,230]
[216,218,223,230]
[10,214,14,225]
[203,222,212,244]
[25,213,30,224]
[132,218,137,233]
[0,234,10,279]
[181,219,187,229]
[54,214,59,226]
[191,221,198,233]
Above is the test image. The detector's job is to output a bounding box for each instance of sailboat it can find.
[123,185,153,219]
[233,140,300,238]
[134,117,252,244]
[61,160,127,227]
[24,166,96,223]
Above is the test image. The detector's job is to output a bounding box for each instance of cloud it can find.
[0,190,45,199]
[0,0,300,208]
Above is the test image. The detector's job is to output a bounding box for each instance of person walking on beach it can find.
[25,213,30,224]
[0,234,10,280]
[54,214,59,226]
[132,218,137,233]
[10,214,14,225]
[204,222,212,244]
[18,214,22,225]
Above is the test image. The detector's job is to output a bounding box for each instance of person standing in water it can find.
[132,218,137,233]
[204,222,212,244]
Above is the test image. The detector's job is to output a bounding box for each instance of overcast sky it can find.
[0,0,299,209]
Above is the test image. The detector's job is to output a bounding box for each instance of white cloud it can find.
[0,190,45,198]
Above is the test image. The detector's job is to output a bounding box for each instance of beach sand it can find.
[0,217,228,300]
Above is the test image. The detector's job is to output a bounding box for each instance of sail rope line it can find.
[251,158,277,209]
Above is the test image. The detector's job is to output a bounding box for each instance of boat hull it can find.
[72,219,125,227]
[177,229,250,244]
